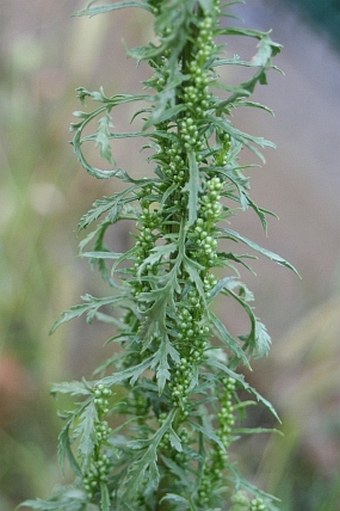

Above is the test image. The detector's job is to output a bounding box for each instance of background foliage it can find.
[1,1,339,510]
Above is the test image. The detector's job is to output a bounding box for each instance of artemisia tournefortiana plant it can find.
[23,1,296,510]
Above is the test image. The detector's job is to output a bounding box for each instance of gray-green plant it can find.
[22,1,295,510]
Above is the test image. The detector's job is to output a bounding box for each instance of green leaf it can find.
[161,493,190,507]
[51,381,92,397]
[151,336,180,393]
[217,280,271,357]
[169,427,183,452]
[220,227,299,274]
[82,129,148,142]
[122,410,176,500]
[206,358,280,422]
[218,27,281,53]
[234,427,283,436]
[95,114,114,163]
[208,276,254,302]
[190,417,226,452]
[74,1,152,18]
[74,401,98,467]
[246,196,276,233]
[253,319,271,358]
[80,251,124,260]
[236,100,274,116]
[100,483,111,511]
[139,284,171,338]
[184,152,200,225]
[137,242,178,278]
[50,294,126,333]
[183,255,206,305]
[159,455,189,487]
[138,261,181,340]
[209,311,249,366]
[20,500,63,510]
[100,355,155,386]
[198,0,214,10]
[20,489,87,511]
[78,188,137,230]
[228,464,281,507]
[209,115,275,163]
[57,421,82,477]
[144,103,186,129]
[73,130,136,180]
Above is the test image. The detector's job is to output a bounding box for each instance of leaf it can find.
[246,196,275,233]
[236,100,274,116]
[234,427,283,436]
[74,1,152,18]
[100,483,111,511]
[228,464,281,507]
[82,129,149,143]
[253,319,271,358]
[220,227,299,274]
[208,276,253,302]
[251,36,282,66]
[50,294,126,333]
[144,103,186,129]
[57,421,82,477]
[95,114,114,163]
[198,0,214,10]
[51,381,92,397]
[217,280,271,357]
[161,493,190,507]
[160,455,189,484]
[73,133,131,180]
[71,92,153,181]
[74,401,98,467]
[138,261,181,340]
[219,251,257,275]
[190,418,226,452]
[169,427,182,452]
[206,358,280,422]
[209,311,249,366]
[78,188,137,230]
[183,255,206,305]
[20,489,87,511]
[80,251,124,260]
[20,500,63,510]
[209,115,275,163]
[218,27,282,59]
[137,242,178,278]
[122,410,176,500]
[184,152,200,225]
[151,336,180,393]
[139,284,172,337]
[100,355,155,386]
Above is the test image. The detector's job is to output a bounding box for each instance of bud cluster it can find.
[169,293,210,412]
[93,383,111,415]
[182,12,216,118]
[198,377,236,505]
[179,117,204,154]
[231,493,267,511]
[162,139,186,186]
[83,454,111,499]
[250,498,266,511]
[132,201,161,299]
[189,176,223,268]
[82,384,112,500]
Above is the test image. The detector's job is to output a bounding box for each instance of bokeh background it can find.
[1,1,339,509]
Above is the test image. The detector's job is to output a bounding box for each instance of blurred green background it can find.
[1,1,339,510]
